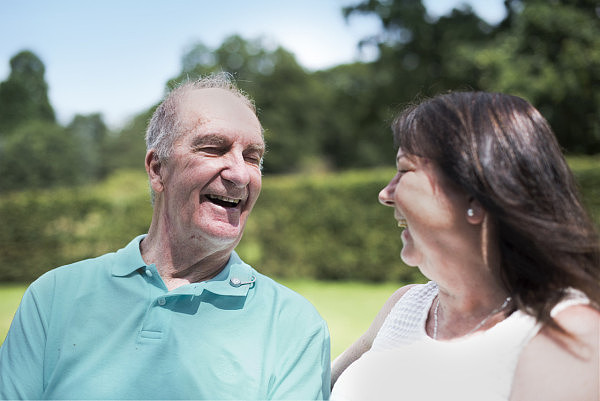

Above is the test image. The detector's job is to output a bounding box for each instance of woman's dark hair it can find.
[392,91,600,332]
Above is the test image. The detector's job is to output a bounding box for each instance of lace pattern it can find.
[372,281,438,350]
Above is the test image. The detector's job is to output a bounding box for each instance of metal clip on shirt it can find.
[229,276,256,287]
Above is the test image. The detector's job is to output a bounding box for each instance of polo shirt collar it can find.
[202,251,255,297]
[111,235,255,297]
[111,235,148,276]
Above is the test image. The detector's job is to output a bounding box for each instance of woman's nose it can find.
[378,180,396,207]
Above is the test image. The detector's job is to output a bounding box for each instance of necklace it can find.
[432,295,512,340]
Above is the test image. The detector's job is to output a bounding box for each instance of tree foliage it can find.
[344,0,600,153]
[67,113,109,181]
[0,120,80,191]
[344,0,493,95]
[0,51,55,135]
[169,35,331,172]
[0,1,598,192]
[467,0,600,152]
[103,109,151,172]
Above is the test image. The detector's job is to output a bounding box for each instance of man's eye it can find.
[199,147,224,155]
[245,155,262,166]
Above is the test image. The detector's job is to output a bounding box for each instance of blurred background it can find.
[1,0,599,356]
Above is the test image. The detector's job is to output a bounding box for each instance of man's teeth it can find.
[207,195,240,206]
[397,219,408,228]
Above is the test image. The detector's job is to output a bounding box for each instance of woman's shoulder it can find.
[330,283,422,386]
[384,284,418,309]
[353,283,427,346]
[553,303,600,328]
[551,304,599,352]
[376,282,435,319]
[511,304,599,401]
[383,281,437,313]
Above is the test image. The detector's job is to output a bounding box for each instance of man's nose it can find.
[221,152,251,188]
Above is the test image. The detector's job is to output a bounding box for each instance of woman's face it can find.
[378,148,471,272]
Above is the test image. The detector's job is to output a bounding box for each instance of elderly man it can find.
[0,73,331,399]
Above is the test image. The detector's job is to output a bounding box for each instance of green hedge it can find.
[1,156,599,284]
[237,168,421,283]
[0,172,153,282]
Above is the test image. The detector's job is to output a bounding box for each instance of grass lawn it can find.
[0,280,402,359]
[281,280,401,358]
[0,284,27,346]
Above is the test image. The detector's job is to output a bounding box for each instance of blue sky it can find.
[0,0,505,128]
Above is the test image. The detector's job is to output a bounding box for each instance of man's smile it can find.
[205,194,242,208]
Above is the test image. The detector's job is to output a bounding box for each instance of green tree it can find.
[0,50,55,134]
[67,113,109,181]
[343,0,492,97]
[342,0,600,154]
[466,0,600,153]
[0,121,80,191]
[250,48,328,173]
[170,35,330,173]
[327,0,494,169]
[315,62,397,169]
[103,109,153,174]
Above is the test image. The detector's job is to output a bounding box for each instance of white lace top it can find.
[331,281,588,401]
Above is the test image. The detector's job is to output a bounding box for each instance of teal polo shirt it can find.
[0,236,331,400]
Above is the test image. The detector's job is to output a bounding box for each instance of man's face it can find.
[154,88,264,250]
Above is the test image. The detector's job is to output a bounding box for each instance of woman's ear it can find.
[466,198,485,224]
[145,150,164,193]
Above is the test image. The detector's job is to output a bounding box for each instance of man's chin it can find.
[199,222,244,243]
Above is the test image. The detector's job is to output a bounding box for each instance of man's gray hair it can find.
[145,72,257,162]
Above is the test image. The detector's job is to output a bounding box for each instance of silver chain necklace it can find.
[432,295,512,340]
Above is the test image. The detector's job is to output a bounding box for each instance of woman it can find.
[331,92,599,401]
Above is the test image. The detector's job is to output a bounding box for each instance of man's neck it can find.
[140,231,233,291]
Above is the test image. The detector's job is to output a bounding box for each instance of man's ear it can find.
[145,149,164,193]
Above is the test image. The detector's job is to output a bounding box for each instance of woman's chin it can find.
[400,249,419,267]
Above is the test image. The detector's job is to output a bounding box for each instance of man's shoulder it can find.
[253,271,302,299]
[31,236,143,290]
[252,272,324,320]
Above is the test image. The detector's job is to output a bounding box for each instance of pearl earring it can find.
[467,208,474,217]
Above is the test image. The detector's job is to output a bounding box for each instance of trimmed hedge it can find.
[0,171,153,282]
[1,157,599,284]
[237,169,421,282]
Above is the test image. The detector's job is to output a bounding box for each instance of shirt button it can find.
[230,277,242,287]
[158,297,166,306]
[145,269,153,278]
